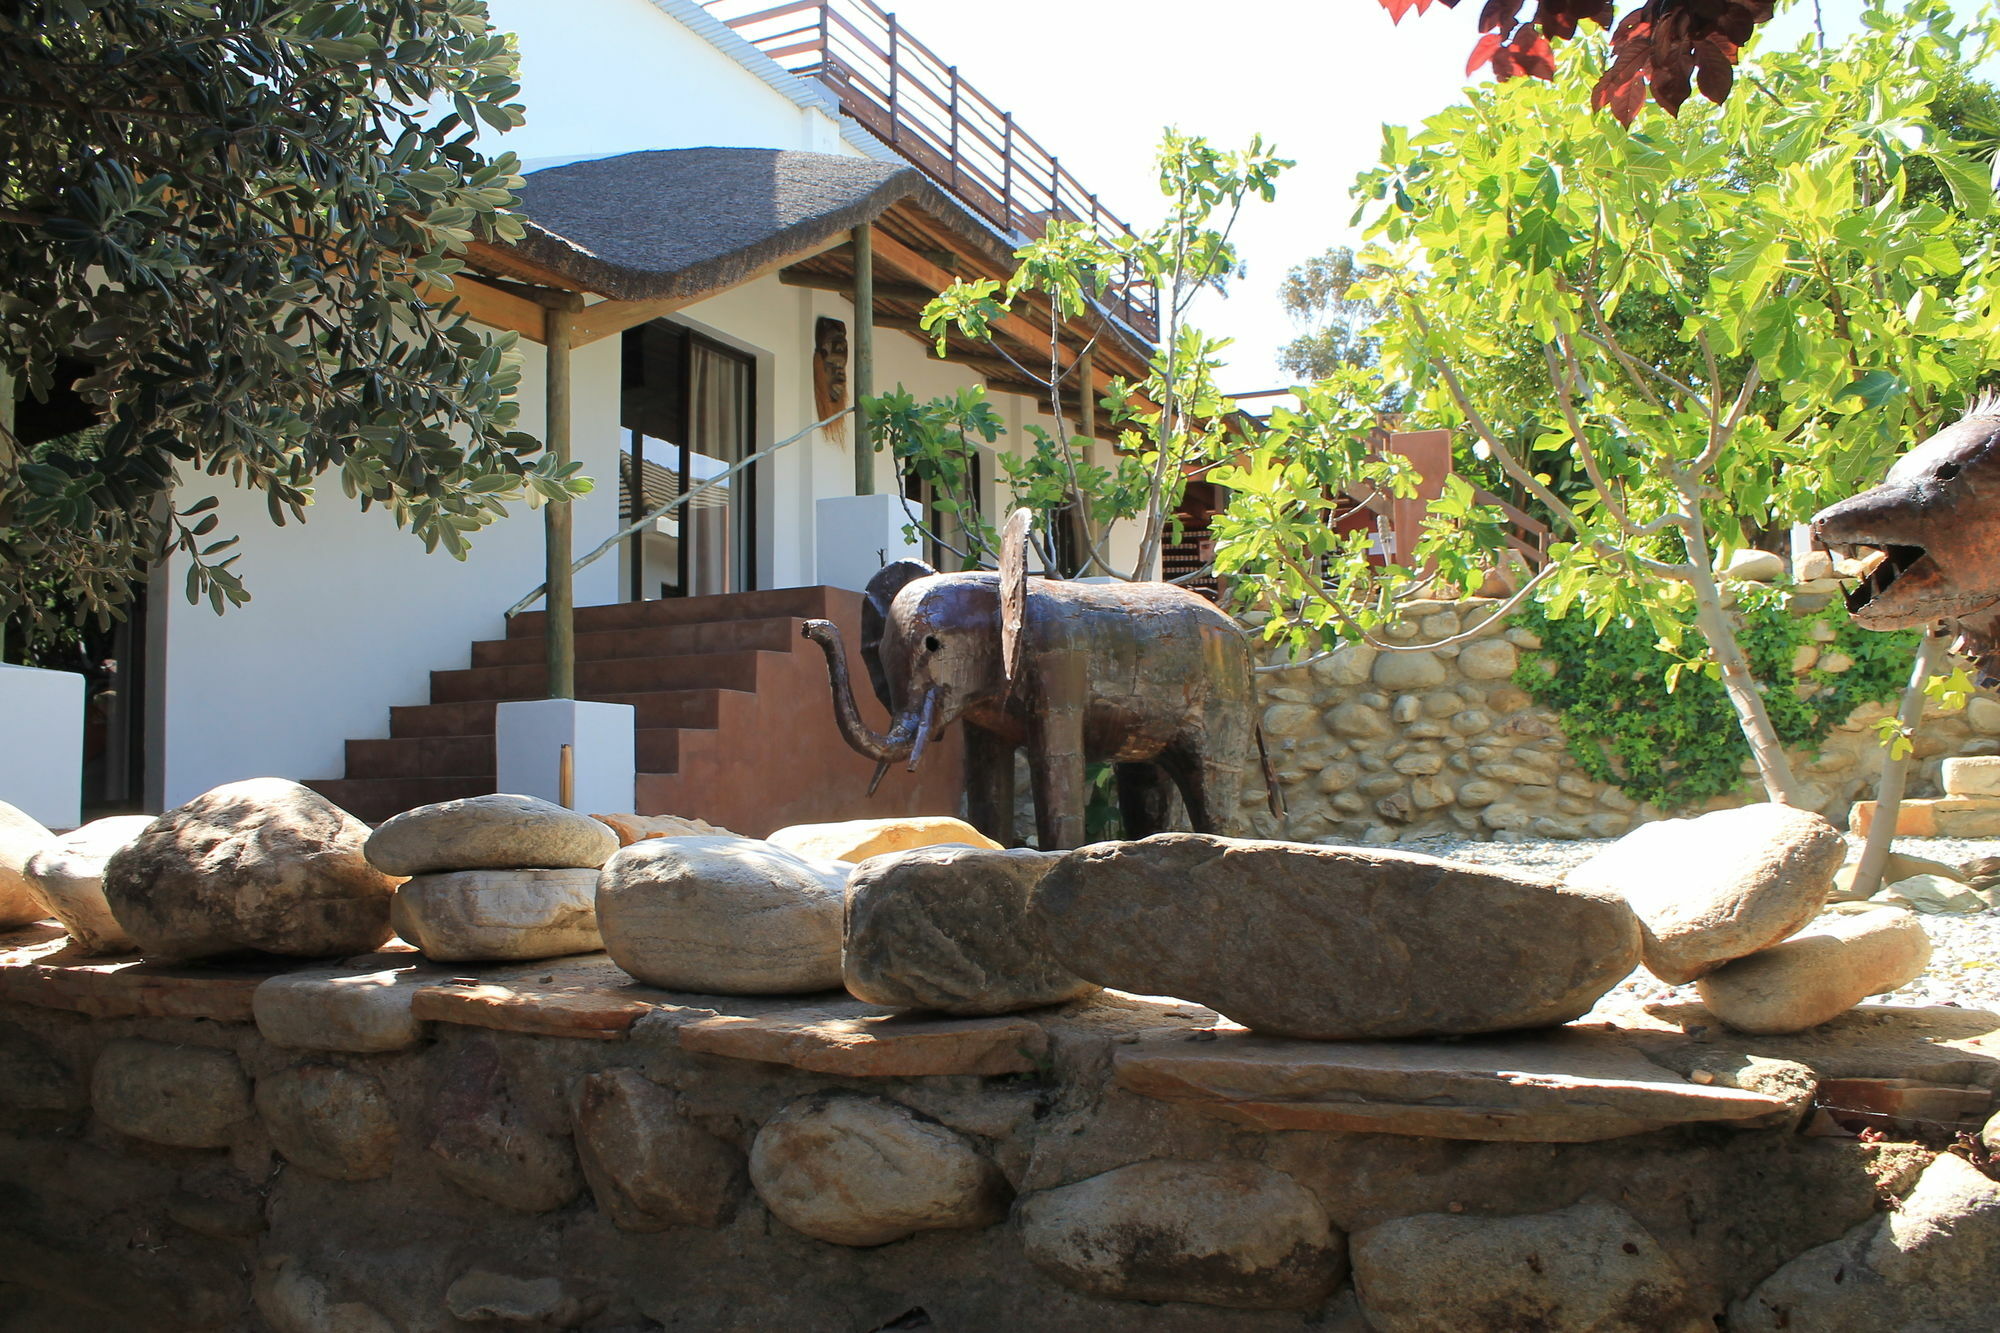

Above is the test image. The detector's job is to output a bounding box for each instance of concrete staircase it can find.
[305,586,961,836]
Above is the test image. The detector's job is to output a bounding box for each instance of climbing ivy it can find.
[1511,586,1916,809]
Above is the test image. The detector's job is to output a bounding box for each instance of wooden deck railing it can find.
[703,0,1161,340]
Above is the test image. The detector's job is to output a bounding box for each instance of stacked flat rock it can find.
[1567,803,1842,984]
[0,799,56,929]
[24,814,155,955]
[368,795,615,963]
[102,781,394,961]
[843,846,1097,1016]
[1032,833,1639,1040]
[597,835,847,993]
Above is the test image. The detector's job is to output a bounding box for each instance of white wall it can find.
[155,337,624,805]
[485,0,864,164]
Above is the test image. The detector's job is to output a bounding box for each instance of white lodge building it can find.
[121,0,1161,832]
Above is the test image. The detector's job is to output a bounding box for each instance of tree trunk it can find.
[1686,561,1807,806]
[1849,630,1946,899]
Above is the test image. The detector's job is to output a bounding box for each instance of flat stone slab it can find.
[1612,999,2000,1087]
[409,955,656,1040]
[1113,1026,1794,1141]
[254,958,444,1052]
[0,923,264,1023]
[675,1002,1048,1076]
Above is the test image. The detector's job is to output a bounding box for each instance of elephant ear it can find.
[860,558,934,713]
[999,508,1031,691]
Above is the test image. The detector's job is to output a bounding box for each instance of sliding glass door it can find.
[619,321,757,599]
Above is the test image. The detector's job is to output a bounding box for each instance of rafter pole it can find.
[853,222,876,496]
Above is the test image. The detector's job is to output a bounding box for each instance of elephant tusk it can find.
[905,687,941,773]
[866,759,891,797]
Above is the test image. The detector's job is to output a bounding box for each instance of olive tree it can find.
[0,0,587,655]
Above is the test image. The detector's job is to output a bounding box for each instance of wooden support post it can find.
[852,223,875,496]
[544,295,584,700]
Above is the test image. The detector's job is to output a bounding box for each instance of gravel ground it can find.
[1398,831,2000,1012]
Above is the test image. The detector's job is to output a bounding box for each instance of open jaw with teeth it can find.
[1828,542,1931,616]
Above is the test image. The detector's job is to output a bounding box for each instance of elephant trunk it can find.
[802,618,916,764]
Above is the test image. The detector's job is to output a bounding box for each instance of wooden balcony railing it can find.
[703,0,1161,340]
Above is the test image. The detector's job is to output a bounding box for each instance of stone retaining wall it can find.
[2,924,1994,1331]
[1239,599,2000,845]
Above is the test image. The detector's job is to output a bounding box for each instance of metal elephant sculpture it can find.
[802,514,1278,850]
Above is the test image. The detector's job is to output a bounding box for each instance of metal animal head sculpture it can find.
[1811,395,2000,685]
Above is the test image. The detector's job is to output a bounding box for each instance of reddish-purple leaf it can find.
[1479,0,1524,33]
[1695,51,1735,104]
[1507,25,1557,79]
[1467,30,1506,73]
[1379,0,1422,26]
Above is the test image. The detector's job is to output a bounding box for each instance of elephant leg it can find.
[1163,742,1249,837]
[1116,763,1177,840]
[1027,666,1090,850]
[963,726,1016,847]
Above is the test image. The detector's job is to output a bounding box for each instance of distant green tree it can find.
[0,0,588,659]
[1276,245,1391,382]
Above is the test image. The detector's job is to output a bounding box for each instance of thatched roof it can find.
[506,147,1000,305]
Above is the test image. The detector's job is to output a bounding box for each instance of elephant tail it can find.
[1255,725,1286,820]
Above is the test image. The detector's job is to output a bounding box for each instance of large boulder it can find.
[843,846,1096,1016]
[1566,803,1842,984]
[1031,834,1639,1040]
[1350,1201,1706,1332]
[1731,1152,2000,1331]
[389,868,600,962]
[768,816,1000,865]
[1696,907,1932,1034]
[596,835,846,993]
[255,1065,398,1181]
[748,1093,1008,1246]
[102,779,396,961]
[22,814,153,954]
[0,799,56,929]
[364,793,617,876]
[1018,1159,1345,1310]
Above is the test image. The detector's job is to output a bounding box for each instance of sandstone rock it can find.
[1697,908,1932,1034]
[1351,1201,1705,1333]
[102,779,396,961]
[1372,651,1447,690]
[1311,642,1376,687]
[1456,638,1518,681]
[92,1038,251,1147]
[593,812,730,845]
[1731,1152,2000,1331]
[573,1068,740,1230]
[253,965,428,1052]
[597,835,845,993]
[1942,755,2000,797]
[255,1257,397,1333]
[1032,834,1638,1040]
[0,798,55,929]
[445,1271,601,1328]
[1326,702,1390,739]
[364,793,617,876]
[1018,1160,1344,1309]
[1567,803,1842,984]
[748,1093,1008,1246]
[1722,548,1786,582]
[1969,695,2000,736]
[1881,872,1987,915]
[24,814,154,954]
[843,846,1095,1016]
[390,867,600,962]
[766,815,999,864]
[255,1065,396,1181]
